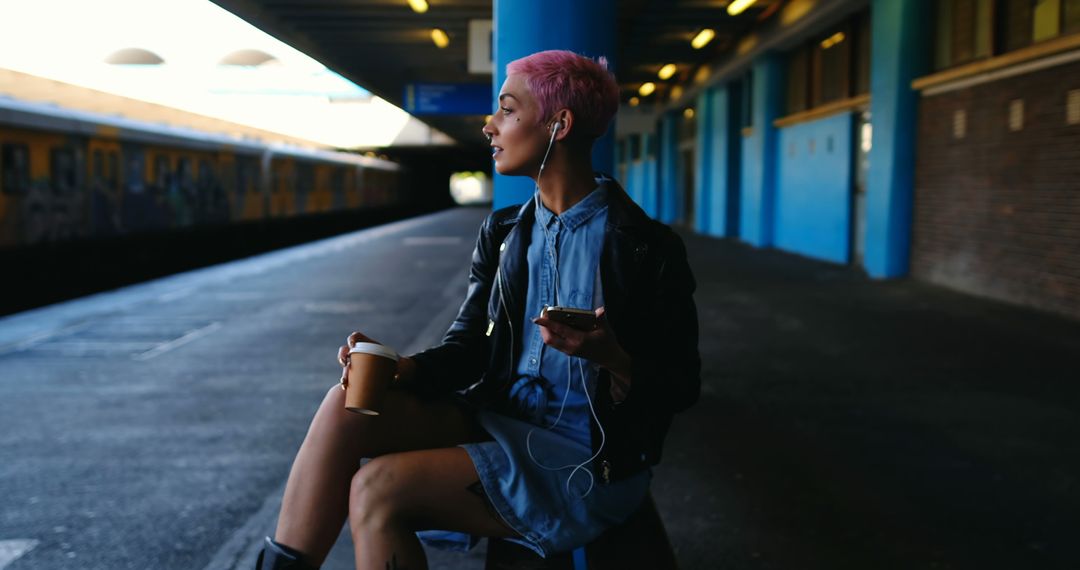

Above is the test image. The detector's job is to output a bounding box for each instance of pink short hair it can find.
[506,50,619,139]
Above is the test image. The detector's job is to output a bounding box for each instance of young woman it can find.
[256,50,700,570]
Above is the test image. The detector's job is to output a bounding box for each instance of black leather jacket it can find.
[406,177,700,483]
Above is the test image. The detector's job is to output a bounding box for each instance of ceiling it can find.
[210,0,780,149]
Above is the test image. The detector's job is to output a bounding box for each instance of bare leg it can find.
[349,447,521,570]
[274,386,487,566]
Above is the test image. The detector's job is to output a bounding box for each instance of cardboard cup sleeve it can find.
[344,342,399,415]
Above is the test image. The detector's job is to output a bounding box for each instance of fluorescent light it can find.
[727,0,757,16]
[431,28,449,48]
[408,0,429,14]
[691,29,716,49]
[629,96,640,107]
[820,32,846,50]
[638,82,656,97]
[658,63,677,80]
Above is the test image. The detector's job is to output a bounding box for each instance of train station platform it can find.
[1,206,1078,569]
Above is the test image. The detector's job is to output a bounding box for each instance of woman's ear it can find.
[550,109,574,141]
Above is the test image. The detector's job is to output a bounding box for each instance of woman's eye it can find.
[501,107,512,115]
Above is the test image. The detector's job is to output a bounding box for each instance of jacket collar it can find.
[503,173,652,233]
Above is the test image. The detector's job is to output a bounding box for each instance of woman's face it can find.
[482,74,550,177]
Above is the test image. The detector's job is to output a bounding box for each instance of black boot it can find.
[255,536,319,570]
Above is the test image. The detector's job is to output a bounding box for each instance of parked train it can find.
[0,97,405,250]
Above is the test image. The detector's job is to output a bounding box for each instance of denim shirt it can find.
[503,185,609,448]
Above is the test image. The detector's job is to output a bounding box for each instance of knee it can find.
[348,457,405,530]
[323,384,345,407]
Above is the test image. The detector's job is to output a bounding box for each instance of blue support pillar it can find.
[492,0,618,210]
[658,112,679,224]
[864,0,931,278]
[703,84,738,238]
[694,90,713,233]
[723,81,743,238]
[738,55,783,247]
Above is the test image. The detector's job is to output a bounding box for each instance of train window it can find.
[154,155,170,188]
[92,149,104,186]
[51,148,77,195]
[126,153,145,195]
[198,159,213,188]
[107,151,120,189]
[177,158,192,186]
[222,161,238,195]
[1,143,31,195]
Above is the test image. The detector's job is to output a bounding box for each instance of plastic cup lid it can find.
[349,342,399,361]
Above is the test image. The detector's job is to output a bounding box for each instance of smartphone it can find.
[540,305,598,330]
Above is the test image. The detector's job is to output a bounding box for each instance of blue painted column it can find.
[722,81,743,237]
[738,55,783,247]
[492,0,618,210]
[693,89,713,233]
[703,84,735,237]
[658,111,680,224]
[864,0,930,278]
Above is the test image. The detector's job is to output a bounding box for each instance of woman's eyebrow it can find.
[498,94,519,102]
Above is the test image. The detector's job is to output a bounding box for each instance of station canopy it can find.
[210,0,779,147]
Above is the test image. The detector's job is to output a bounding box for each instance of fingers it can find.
[533,316,585,356]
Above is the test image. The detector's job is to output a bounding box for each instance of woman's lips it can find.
[491,146,503,158]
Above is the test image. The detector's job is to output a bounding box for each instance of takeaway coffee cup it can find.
[344,342,399,415]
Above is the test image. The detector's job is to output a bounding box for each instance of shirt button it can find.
[529,358,537,365]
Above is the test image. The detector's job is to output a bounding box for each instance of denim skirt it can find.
[416,406,651,558]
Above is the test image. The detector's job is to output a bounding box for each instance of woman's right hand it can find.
[338,331,380,387]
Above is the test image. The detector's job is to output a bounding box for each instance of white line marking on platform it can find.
[158,287,194,302]
[133,321,223,361]
[0,539,39,569]
[0,322,89,356]
[403,236,463,246]
[302,301,374,314]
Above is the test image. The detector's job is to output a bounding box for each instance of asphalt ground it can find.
[1,206,1078,569]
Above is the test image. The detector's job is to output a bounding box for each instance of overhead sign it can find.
[404,83,491,115]
[468,19,493,74]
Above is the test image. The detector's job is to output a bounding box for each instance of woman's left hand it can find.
[533,306,632,401]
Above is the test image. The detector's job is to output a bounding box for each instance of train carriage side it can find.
[2,99,406,252]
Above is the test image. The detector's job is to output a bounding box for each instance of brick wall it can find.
[912,58,1080,320]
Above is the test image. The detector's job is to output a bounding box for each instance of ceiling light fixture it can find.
[639,82,656,97]
[629,96,640,107]
[408,0,429,14]
[431,28,449,48]
[691,29,716,49]
[727,0,758,16]
[658,63,677,80]
[820,31,846,49]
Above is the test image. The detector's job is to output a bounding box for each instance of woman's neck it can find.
[535,153,597,215]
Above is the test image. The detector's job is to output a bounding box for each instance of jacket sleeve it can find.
[623,227,701,414]
[400,213,499,396]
